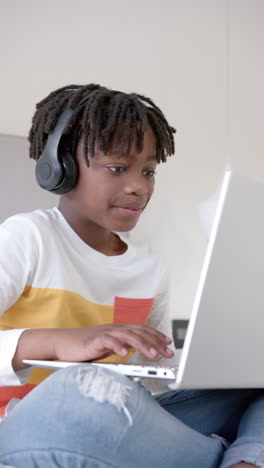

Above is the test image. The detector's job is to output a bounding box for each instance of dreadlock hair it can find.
[28,84,176,166]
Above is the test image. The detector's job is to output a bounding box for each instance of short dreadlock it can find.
[28,84,176,166]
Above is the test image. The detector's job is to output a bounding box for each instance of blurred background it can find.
[0,0,263,320]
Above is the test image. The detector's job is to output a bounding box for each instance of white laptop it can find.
[24,169,264,389]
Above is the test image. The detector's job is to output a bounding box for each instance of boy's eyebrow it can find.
[107,151,157,161]
[146,155,158,161]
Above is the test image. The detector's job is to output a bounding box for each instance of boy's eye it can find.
[106,166,156,178]
[143,170,156,178]
[108,166,127,174]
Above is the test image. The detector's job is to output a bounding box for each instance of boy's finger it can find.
[109,330,173,360]
[100,334,129,357]
[128,324,172,344]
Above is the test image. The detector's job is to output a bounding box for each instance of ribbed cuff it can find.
[0,329,32,385]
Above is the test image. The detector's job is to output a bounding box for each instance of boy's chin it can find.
[112,220,139,233]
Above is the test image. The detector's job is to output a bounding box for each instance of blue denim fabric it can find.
[0,365,263,468]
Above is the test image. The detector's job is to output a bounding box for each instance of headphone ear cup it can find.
[50,152,79,195]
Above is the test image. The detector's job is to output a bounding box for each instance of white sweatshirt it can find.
[0,207,175,395]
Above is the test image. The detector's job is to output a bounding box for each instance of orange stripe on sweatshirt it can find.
[114,297,154,324]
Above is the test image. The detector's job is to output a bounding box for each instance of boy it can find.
[0,83,263,468]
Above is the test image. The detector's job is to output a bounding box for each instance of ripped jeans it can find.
[0,365,264,468]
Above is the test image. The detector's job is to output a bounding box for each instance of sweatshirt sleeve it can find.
[0,216,37,385]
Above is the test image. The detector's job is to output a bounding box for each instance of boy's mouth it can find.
[112,206,143,216]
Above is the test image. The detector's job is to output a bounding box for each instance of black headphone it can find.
[35,93,95,195]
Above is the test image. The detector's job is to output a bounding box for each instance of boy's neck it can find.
[58,203,127,256]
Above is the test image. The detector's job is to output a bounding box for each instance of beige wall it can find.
[0,0,263,319]
[0,135,56,222]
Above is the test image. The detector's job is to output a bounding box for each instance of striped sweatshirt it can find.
[0,207,175,416]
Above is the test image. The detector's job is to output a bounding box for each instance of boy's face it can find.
[65,126,157,233]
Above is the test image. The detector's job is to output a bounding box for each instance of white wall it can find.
[0,0,264,319]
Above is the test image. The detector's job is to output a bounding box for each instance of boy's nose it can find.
[124,176,149,196]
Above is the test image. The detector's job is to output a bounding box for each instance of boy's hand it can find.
[12,325,174,371]
[54,324,174,362]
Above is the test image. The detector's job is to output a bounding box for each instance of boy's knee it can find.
[43,364,136,425]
